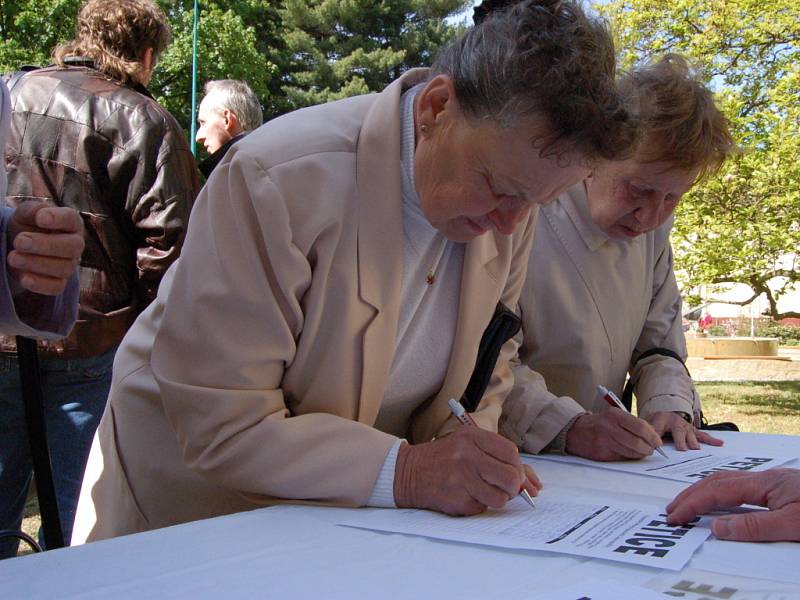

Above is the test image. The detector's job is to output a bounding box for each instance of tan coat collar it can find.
[355,68,503,427]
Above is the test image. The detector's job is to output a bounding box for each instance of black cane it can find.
[15,335,64,550]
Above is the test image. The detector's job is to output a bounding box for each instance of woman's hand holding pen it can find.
[565,411,664,461]
[393,427,542,516]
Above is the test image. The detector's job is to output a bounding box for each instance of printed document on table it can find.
[526,445,795,484]
[644,568,800,599]
[337,492,709,571]
[527,579,665,600]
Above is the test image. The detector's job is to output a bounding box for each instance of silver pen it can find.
[448,398,537,508]
[596,385,669,459]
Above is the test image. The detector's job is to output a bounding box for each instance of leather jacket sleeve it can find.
[123,106,200,306]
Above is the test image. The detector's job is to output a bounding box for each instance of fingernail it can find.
[7,253,23,268]
[16,235,32,251]
[713,517,732,539]
[38,211,54,227]
[20,274,35,291]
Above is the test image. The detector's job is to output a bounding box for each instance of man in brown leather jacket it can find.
[0,0,199,557]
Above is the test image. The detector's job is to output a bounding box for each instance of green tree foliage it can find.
[598,0,800,319]
[0,0,81,70]
[1,0,468,148]
[278,0,468,108]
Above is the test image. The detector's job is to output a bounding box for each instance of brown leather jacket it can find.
[2,61,199,358]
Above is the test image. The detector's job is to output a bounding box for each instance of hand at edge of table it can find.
[666,469,800,542]
[394,426,542,516]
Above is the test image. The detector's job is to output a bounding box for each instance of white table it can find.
[2,431,799,599]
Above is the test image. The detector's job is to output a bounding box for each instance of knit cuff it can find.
[544,412,588,455]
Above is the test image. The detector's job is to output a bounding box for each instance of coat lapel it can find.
[354,69,429,425]
[410,230,507,442]
[354,67,510,432]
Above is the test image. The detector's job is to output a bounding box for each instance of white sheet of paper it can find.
[644,568,800,599]
[338,492,709,571]
[528,579,666,600]
[526,445,794,484]
[690,536,800,587]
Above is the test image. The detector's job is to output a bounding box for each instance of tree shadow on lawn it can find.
[702,381,800,417]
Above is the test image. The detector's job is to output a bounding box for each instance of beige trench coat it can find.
[500,184,698,453]
[72,69,535,543]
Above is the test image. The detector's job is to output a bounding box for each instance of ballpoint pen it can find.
[596,385,669,459]
[447,398,537,508]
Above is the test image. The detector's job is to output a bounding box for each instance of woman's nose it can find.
[635,196,668,230]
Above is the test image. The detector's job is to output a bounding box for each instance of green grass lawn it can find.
[15,381,800,558]
[695,381,800,436]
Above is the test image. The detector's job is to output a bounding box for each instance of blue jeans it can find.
[0,347,116,558]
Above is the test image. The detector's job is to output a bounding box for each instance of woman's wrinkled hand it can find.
[393,426,542,516]
[646,411,723,451]
[565,411,663,461]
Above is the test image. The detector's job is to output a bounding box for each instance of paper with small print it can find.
[527,579,665,600]
[526,445,794,484]
[338,494,709,571]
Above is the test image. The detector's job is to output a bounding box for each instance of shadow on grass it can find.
[697,381,800,417]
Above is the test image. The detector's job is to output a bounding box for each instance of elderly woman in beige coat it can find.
[73,0,636,543]
[501,55,735,460]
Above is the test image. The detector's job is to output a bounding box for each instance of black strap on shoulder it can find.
[16,336,65,551]
[621,347,689,411]
[460,303,521,412]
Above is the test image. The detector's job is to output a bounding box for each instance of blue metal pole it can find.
[189,0,199,155]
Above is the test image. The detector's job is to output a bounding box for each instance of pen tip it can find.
[520,489,537,508]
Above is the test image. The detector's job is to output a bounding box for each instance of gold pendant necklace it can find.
[425,236,448,285]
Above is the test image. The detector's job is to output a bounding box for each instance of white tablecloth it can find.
[2,431,799,598]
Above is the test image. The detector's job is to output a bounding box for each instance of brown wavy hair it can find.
[619,54,735,181]
[436,0,638,163]
[53,0,171,86]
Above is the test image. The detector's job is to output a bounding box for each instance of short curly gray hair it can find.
[433,0,637,162]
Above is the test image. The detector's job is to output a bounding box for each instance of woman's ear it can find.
[415,74,459,132]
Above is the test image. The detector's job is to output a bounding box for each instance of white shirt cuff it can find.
[366,438,403,508]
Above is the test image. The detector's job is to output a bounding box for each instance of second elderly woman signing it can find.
[72,0,639,542]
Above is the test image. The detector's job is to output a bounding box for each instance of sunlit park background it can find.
[1,0,798,549]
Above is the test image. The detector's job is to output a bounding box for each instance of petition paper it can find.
[526,445,794,484]
[338,494,709,570]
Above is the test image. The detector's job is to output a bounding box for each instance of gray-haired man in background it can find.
[196,79,263,178]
